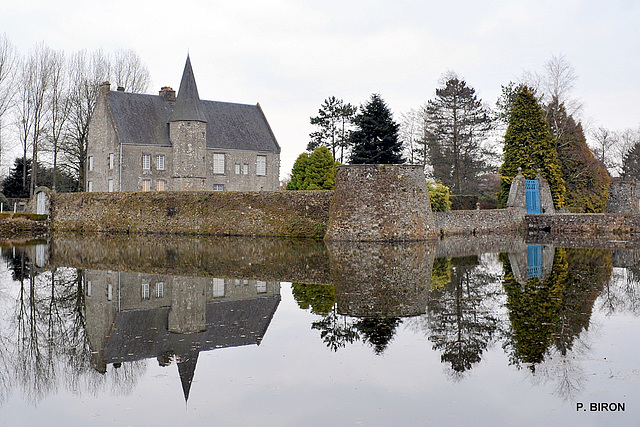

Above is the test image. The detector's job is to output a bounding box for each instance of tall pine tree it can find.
[497,86,565,208]
[424,77,494,194]
[349,94,404,164]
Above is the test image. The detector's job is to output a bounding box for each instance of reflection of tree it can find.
[599,264,640,316]
[354,317,401,355]
[503,249,568,368]
[0,258,146,406]
[293,283,403,355]
[311,310,360,352]
[291,283,336,315]
[502,246,612,397]
[426,256,501,376]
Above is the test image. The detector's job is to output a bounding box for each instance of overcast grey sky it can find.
[2,0,639,178]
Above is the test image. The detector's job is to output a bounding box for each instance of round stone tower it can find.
[170,55,207,191]
[324,164,437,241]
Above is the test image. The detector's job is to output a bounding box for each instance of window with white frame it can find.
[142,154,151,170]
[142,283,150,300]
[157,154,165,171]
[256,280,267,293]
[109,153,114,170]
[213,153,225,174]
[88,156,94,171]
[257,155,266,176]
[142,179,151,191]
[86,280,92,297]
[157,180,165,191]
[235,163,241,175]
[156,282,164,298]
[108,179,114,192]
[107,284,113,301]
[242,163,249,175]
[213,184,224,191]
[212,278,225,298]
[87,180,93,192]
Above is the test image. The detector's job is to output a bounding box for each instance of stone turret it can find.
[170,55,207,191]
[325,164,438,241]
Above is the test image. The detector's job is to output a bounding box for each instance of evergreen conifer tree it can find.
[286,152,309,190]
[286,147,337,190]
[349,94,404,164]
[547,99,610,212]
[622,142,640,180]
[497,86,565,208]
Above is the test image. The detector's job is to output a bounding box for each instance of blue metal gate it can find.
[527,244,543,279]
[525,179,541,214]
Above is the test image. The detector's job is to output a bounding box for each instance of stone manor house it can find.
[86,56,281,192]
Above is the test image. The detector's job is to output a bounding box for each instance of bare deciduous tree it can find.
[112,48,150,93]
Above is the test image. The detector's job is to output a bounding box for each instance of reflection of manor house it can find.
[84,270,280,401]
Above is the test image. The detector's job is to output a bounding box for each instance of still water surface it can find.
[0,234,638,426]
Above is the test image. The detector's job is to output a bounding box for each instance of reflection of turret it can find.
[83,270,280,402]
[326,241,436,317]
[508,244,555,285]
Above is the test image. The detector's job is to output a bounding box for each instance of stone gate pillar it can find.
[324,164,437,241]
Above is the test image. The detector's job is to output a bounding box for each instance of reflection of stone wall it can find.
[325,165,437,241]
[436,234,526,258]
[53,233,332,285]
[326,241,435,317]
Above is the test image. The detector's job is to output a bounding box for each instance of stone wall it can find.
[526,213,640,235]
[51,190,333,239]
[325,164,437,241]
[434,208,525,236]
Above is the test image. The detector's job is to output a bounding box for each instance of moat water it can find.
[0,234,638,426]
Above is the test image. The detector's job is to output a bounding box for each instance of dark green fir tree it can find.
[349,94,404,164]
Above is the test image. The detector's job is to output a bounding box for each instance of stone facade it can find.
[86,56,280,193]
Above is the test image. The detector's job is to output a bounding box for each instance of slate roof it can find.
[169,55,207,123]
[104,71,280,153]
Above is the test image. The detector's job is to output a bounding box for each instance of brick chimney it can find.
[100,81,111,93]
[159,86,176,102]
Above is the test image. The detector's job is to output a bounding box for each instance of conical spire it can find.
[169,55,207,123]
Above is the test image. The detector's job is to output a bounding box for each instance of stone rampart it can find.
[51,190,332,239]
[526,213,640,235]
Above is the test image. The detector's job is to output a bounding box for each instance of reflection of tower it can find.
[326,241,436,317]
[168,276,206,334]
[508,244,555,285]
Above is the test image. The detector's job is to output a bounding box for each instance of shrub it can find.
[427,181,452,212]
